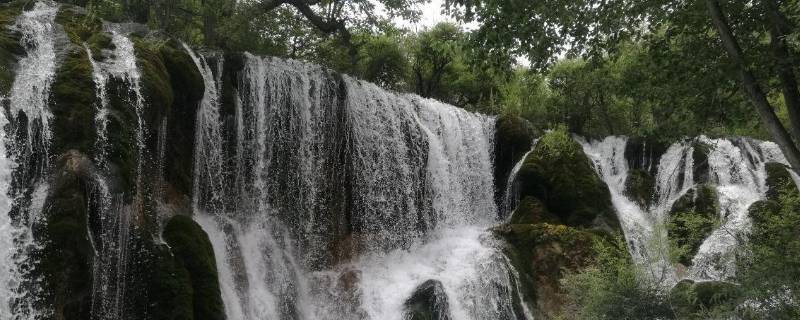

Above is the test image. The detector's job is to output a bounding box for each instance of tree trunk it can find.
[765,1,800,143]
[705,0,800,172]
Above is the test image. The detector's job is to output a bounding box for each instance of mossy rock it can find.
[668,185,718,266]
[124,228,194,320]
[159,40,204,196]
[509,196,558,225]
[403,279,452,320]
[669,279,738,319]
[0,1,24,94]
[493,223,607,318]
[494,115,536,207]
[49,45,96,155]
[624,169,655,208]
[163,215,225,320]
[764,162,799,201]
[516,129,618,231]
[37,151,96,319]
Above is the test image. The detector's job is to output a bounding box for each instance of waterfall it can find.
[687,137,776,281]
[0,1,61,318]
[579,136,694,286]
[580,135,798,284]
[188,51,530,319]
[84,29,143,320]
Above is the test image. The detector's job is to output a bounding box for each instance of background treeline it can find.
[59,0,774,142]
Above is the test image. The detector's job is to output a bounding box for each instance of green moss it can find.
[509,196,558,224]
[0,2,25,95]
[56,5,103,45]
[163,215,225,320]
[493,223,608,317]
[764,162,799,201]
[517,128,618,230]
[669,280,738,319]
[668,185,719,266]
[624,169,655,208]
[49,46,97,154]
[38,152,95,319]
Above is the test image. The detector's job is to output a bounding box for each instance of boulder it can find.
[493,223,606,319]
[516,129,619,231]
[624,169,655,208]
[403,279,452,320]
[163,215,225,320]
[509,196,559,225]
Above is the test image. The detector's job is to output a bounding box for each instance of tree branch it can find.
[706,0,800,172]
[765,1,800,143]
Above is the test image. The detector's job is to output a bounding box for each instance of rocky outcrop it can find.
[494,115,536,208]
[516,129,619,231]
[163,215,225,320]
[403,279,452,320]
[493,223,605,319]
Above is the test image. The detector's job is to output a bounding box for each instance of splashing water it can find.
[687,137,776,281]
[188,52,530,319]
[579,136,694,286]
[0,1,61,318]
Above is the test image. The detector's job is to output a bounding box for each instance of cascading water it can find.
[0,1,61,318]
[84,28,144,320]
[188,50,531,319]
[579,136,697,285]
[580,135,797,285]
[687,137,781,281]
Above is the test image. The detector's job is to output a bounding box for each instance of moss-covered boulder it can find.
[624,169,655,208]
[668,185,718,266]
[163,215,225,320]
[493,223,606,318]
[669,279,738,319]
[516,129,619,231]
[509,196,558,225]
[494,115,536,208]
[37,151,96,319]
[403,279,452,320]
[0,1,24,95]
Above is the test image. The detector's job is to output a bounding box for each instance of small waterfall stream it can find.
[0,1,61,318]
[579,135,796,285]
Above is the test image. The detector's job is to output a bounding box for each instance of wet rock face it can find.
[163,215,225,320]
[403,280,452,320]
[493,223,603,319]
[624,136,669,176]
[624,169,655,209]
[494,115,536,208]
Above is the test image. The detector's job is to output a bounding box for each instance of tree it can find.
[450,0,800,172]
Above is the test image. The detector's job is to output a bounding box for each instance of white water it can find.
[579,136,693,286]
[0,1,60,317]
[579,135,797,284]
[84,29,144,320]
[687,137,777,281]
[189,52,530,319]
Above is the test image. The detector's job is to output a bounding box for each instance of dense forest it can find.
[0,0,799,319]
